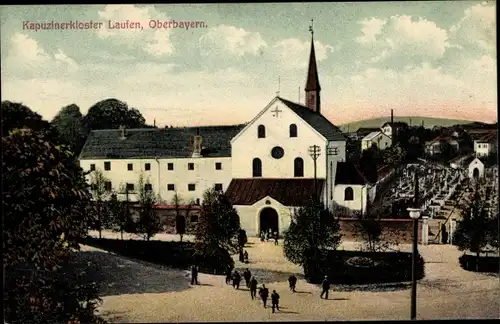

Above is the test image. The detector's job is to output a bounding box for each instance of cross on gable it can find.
[271,106,282,117]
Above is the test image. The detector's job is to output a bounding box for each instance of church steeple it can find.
[305,19,321,114]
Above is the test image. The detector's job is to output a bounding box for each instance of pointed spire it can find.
[305,19,321,92]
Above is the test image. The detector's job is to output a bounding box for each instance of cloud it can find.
[449,1,496,52]
[199,25,267,57]
[357,15,450,66]
[4,33,78,78]
[356,18,386,44]
[97,5,174,56]
[272,38,335,70]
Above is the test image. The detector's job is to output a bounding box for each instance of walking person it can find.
[260,231,265,242]
[320,275,330,299]
[243,250,249,263]
[225,266,232,285]
[243,268,251,288]
[258,284,269,308]
[232,270,241,289]
[288,274,297,293]
[271,290,280,313]
[250,277,258,300]
[190,264,198,285]
[274,231,279,245]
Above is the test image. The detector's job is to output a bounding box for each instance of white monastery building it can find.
[79,28,371,236]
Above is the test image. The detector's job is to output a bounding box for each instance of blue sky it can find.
[0,2,496,127]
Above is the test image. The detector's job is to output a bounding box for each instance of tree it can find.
[454,184,492,271]
[3,128,104,324]
[51,104,87,154]
[82,98,147,132]
[89,169,110,239]
[358,145,381,183]
[382,144,406,165]
[172,191,186,242]
[106,193,126,240]
[1,101,59,140]
[194,187,241,257]
[135,174,162,241]
[283,199,342,268]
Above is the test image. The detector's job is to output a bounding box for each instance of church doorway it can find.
[259,207,279,236]
[473,167,480,178]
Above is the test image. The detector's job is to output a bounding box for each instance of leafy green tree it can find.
[454,184,493,271]
[135,174,162,241]
[3,128,104,324]
[106,193,127,240]
[51,104,87,154]
[89,169,110,238]
[194,187,241,256]
[82,98,147,132]
[382,143,406,165]
[358,145,381,183]
[1,101,59,140]
[283,199,342,268]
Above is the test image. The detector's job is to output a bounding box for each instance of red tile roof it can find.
[225,178,324,206]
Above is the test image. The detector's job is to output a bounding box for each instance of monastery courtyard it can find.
[81,231,499,322]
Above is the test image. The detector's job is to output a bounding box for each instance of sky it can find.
[0,2,497,127]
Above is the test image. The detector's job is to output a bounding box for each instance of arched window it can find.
[257,125,266,138]
[344,187,354,201]
[289,124,298,137]
[294,157,304,177]
[253,158,262,177]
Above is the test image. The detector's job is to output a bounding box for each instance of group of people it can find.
[260,228,279,246]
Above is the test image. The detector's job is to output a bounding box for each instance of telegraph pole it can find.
[308,145,321,202]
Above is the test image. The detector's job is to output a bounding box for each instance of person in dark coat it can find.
[243,250,249,263]
[258,284,269,308]
[320,275,330,299]
[190,265,198,285]
[225,266,233,285]
[243,268,251,288]
[271,290,280,313]
[249,277,258,300]
[288,274,297,292]
[274,232,279,245]
[232,270,241,289]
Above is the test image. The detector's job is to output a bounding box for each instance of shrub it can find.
[458,254,499,273]
[304,249,425,284]
[80,237,233,275]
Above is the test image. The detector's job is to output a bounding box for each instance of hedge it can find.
[458,254,499,273]
[304,249,425,284]
[79,237,234,275]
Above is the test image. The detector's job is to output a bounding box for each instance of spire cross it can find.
[309,18,314,35]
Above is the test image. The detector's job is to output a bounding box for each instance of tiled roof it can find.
[474,131,497,143]
[225,178,325,206]
[381,121,409,128]
[362,131,382,141]
[277,97,346,141]
[425,135,457,145]
[356,127,380,133]
[79,124,246,159]
[335,162,368,185]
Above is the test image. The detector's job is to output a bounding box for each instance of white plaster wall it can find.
[468,159,484,178]
[325,140,346,209]
[474,141,492,157]
[333,184,367,212]
[382,125,392,137]
[234,196,293,236]
[80,157,232,203]
[231,99,327,179]
[361,132,391,151]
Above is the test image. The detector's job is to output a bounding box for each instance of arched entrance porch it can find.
[473,167,480,178]
[259,207,279,236]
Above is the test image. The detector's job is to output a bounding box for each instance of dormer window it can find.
[257,125,266,138]
[289,124,297,137]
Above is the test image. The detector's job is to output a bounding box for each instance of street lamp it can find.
[407,207,420,320]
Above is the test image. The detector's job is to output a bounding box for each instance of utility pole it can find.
[308,145,321,202]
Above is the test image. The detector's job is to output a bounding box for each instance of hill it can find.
[338,116,478,132]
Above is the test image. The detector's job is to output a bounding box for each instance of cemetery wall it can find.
[338,218,422,244]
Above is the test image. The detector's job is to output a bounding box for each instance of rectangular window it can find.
[127,163,133,171]
[214,183,223,191]
[188,184,196,191]
[188,163,194,170]
[104,161,111,171]
[215,162,222,170]
[126,183,135,192]
[145,163,151,171]
[167,184,175,191]
[104,181,112,191]
[190,215,199,223]
[167,163,174,170]
[90,164,96,171]
[144,183,152,191]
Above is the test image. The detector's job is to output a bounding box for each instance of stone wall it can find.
[130,205,201,234]
[338,218,422,244]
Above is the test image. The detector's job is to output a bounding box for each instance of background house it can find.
[473,130,497,157]
[424,136,459,156]
[361,131,392,151]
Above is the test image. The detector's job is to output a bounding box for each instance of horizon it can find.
[1,2,497,127]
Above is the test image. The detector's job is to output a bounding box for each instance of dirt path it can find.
[81,233,499,322]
